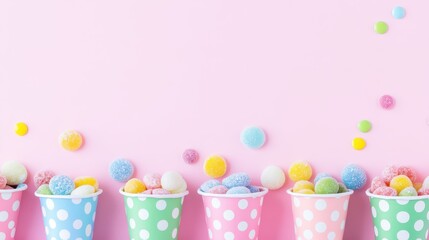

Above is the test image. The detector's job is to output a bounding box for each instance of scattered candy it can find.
[358,120,372,133]
[124,178,146,194]
[392,6,406,19]
[34,170,56,188]
[288,161,312,182]
[161,171,187,193]
[15,122,28,136]
[373,186,397,196]
[260,165,286,190]
[222,172,251,188]
[352,137,366,150]
[399,186,417,196]
[200,180,221,192]
[292,180,314,193]
[226,186,251,195]
[240,126,266,149]
[0,161,27,185]
[74,176,99,191]
[143,173,162,189]
[370,176,387,193]
[379,95,395,110]
[204,155,227,178]
[36,184,53,195]
[200,172,261,195]
[315,177,339,194]
[109,159,134,182]
[374,21,389,34]
[71,185,95,196]
[182,149,199,164]
[208,185,228,194]
[59,130,83,151]
[49,175,75,195]
[341,164,367,190]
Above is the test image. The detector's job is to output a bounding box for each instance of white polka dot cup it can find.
[35,189,102,240]
[366,189,429,240]
[197,187,268,240]
[287,189,354,240]
[119,189,189,240]
[0,184,27,240]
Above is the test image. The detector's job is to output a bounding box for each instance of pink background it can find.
[1,1,429,239]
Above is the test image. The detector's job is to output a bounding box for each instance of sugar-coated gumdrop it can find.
[418,188,429,196]
[171,180,187,194]
[71,185,95,196]
[247,186,260,193]
[373,186,397,196]
[382,165,398,184]
[341,164,367,190]
[288,161,312,182]
[143,173,162,189]
[204,155,227,178]
[59,130,83,151]
[399,186,417,196]
[161,171,186,192]
[370,176,387,193]
[338,183,348,193]
[315,177,339,194]
[36,184,53,195]
[397,166,417,183]
[314,173,331,184]
[414,182,423,191]
[208,185,228,194]
[152,188,171,195]
[390,175,412,193]
[240,126,266,149]
[0,176,7,189]
[200,180,221,192]
[109,159,134,182]
[74,176,99,192]
[0,161,27,185]
[260,165,286,190]
[223,172,251,188]
[296,189,315,194]
[124,178,146,194]
[293,180,314,193]
[182,149,199,164]
[226,186,251,195]
[49,175,75,195]
[34,170,56,188]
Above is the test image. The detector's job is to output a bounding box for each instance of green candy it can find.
[315,177,339,194]
[337,182,348,193]
[358,120,372,133]
[36,184,53,195]
[399,186,418,196]
[374,21,388,34]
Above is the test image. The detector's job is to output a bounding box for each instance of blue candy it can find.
[109,159,134,182]
[222,173,251,188]
[49,175,75,195]
[240,127,266,149]
[247,185,260,193]
[314,173,332,184]
[200,179,221,192]
[341,164,367,190]
[226,186,251,195]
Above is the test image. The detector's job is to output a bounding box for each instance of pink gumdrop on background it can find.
[370,176,387,193]
[397,166,417,183]
[373,186,397,196]
[182,149,199,164]
[208,185,228,194]
[379,95,395,110]
[143,173,162,189]
[382,165,398,184]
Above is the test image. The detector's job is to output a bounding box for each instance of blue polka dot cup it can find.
[0,184,27,240]
[366,189,429,240]
[35,190,103,240]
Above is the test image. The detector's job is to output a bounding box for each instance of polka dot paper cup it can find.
[366,189,429,240]
[119,189,189,240]
[35,190,103,240]
[197,187,268,240]
[287,189,354,240]
[0,185,27,240]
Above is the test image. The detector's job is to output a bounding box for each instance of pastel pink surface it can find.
[0,188,26,240]
[288,190,353,240]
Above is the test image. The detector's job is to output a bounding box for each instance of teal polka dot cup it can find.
[120,189,189,240]
[366,189,429,240]
[35,190,103,240]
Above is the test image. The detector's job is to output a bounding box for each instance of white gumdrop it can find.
[161,171,185,192]
[0,161,27,185]
[260,165,286,190]
[171,179,187,194]
[71,185,95,196]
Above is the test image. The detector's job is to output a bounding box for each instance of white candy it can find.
[161,171,186,192]
[71,185,95,196]
[171,179,187,194]
[260,165,286,190]
[0,161,27,185]
[423,176,429,189]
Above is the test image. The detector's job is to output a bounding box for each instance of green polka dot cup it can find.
[35,190,103,240]
[0,185,27,240]
[366,189,429,240]
[120,189,189,240]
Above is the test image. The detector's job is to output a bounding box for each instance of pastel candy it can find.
[71,185,95,196]
[390,175,412,193]
[74,176,99,191]
[161,171,186,192]
[222,172,251,188]
[0,176,6,189]
[109,159,134,182]
[315,177,339,194]
[314,173,332,184]
[341,164,367,190]
[370,176,387,193]
[226,186,251,195]
[382,165,398,184]
[208,185,228,194]
[296,189,315,194]
[124,178,146,194]
[337,182,348,193]
[152,188,171,195]
[204,155,227,178]
[399,186,417,196]
[397,166,417,183]
[36,184,53,195]
[260,165,286,190]
[0,161,27,185]
[418,188,429,196]
[422,176,429,189]
[59,130,83,151]
[247,185,260,193]
[143,173,162,189]
[292,180,314,193]
[288,161,312,182]
[200,180,221,192]
[373,186,397,196]
[49,175,75,195]
[170,179,187,194]
[33,170,56,188]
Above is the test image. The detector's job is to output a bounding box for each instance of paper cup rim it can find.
[365,189,429,200]
[286,188,354,198]
[197,186,268,198]
[119,188,189,198]
[0,184,28,193]
[35,189,103,199]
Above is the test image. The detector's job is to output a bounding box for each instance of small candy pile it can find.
[123,171,187,195]
[199,172,261,195]
[0,161,28,189]
[370,165,428,196]
[35,170,99,196]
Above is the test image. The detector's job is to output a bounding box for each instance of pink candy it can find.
[397,166,417,183]
[208,185,228,194]
[373,186,397,196]
[34,170,56,188]
[379,95,395,110]
[182,149,199,164]
[0,176,6,189]
[152,188,170,195]
[370,177,387,193]
[142,189,153,194]
[382,165,398,184]
[418,188,429,196]
[143,173,162,189]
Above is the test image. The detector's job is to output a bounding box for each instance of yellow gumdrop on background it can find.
[288,161,312,182]
[59,130,83,151]
[390,175,412,193]
[293,180,314,192]
[74,176,99,192]
[204,155,227,178]
[15,122,29,136]
[124,178,146,194]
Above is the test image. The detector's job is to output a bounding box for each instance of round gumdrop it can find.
[143,173,162,189]
[200,180,221,192]
[161,171,185,192]
[0,176,7,189]
[338,182,348,193]
[49,175,75,195]
[315,177,339,194]
[390,175,412,193]
[182,149,199,164]
[36,184,53,195]
[341,164,367,190]
[314,173,332,184]
[418,188,429,196]
[59,130,83,151]
[204,155,227,178]
[399,186,418,196]
[288,161,312,182]
[74,176,99,192]
[296,189,315,194]
[397,166,417,183]
[240,126,266,149]
[171,180,187,194]
[292,180,314,193]
[222,172,251,188]
[226,186,251,195]
[124,178,146,194]
[208,185,228,194]
[0,161,27,185]
[247,186,260,193]
[370,176,387,193]
[373,186,397,196]
[33,170,55,188]
[152,188,171,195]
[382,165,398,184]
[260,165,286,190]
[109,159,134,182]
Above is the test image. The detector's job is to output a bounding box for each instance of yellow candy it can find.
[15,122,28,136]
[288,161,312,182]
[204,155,227,178]
[59,130,83,151]
[296,189,315,194]
[293,180,314,192]
[74,176,99,192]
[352,137,366,150]
[414,182,423,191]
[124,178,146,194]
[390,175,412,193]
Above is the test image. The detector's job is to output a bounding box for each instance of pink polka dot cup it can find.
[287,189,354,240]
[198,187,268,240]
[0,185,27,240]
